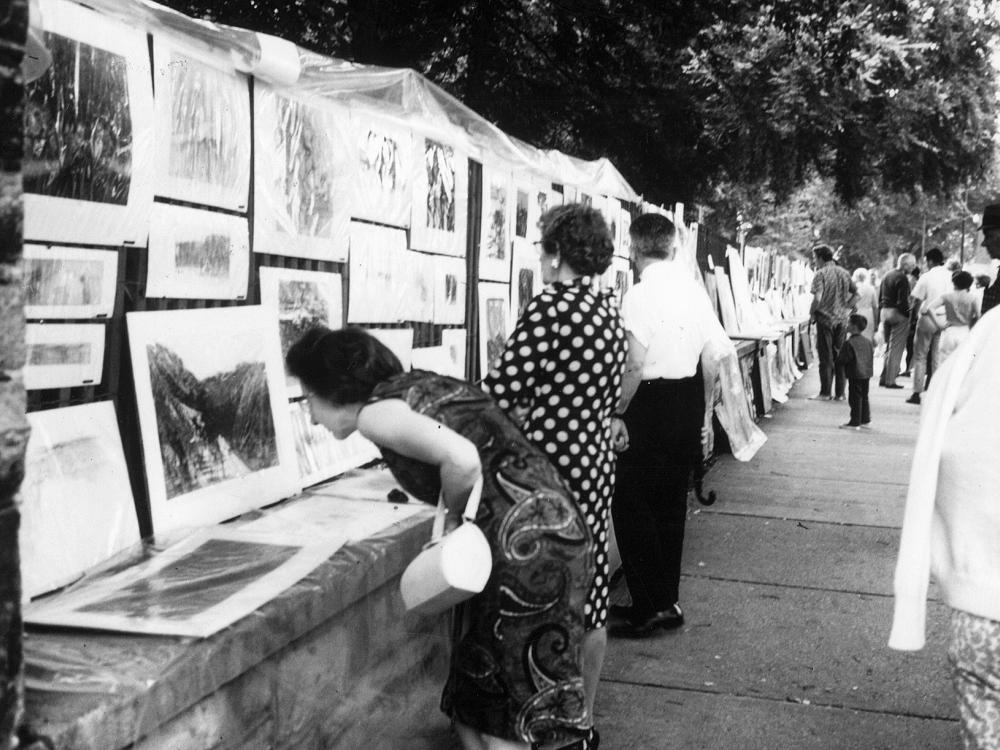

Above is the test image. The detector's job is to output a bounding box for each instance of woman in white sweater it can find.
[890,307,1000,749]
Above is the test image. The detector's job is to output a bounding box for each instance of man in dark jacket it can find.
[878,253,916,388]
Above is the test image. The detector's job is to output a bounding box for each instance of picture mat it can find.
[346,222,417,323]
[20,402,140,599]
[24,323,105,390]
[127,306,299,534]
[288,399,380,487]
[369,328,414,370]
[152,38,251,212]
[253,85,352,262]
[24,0,154,246]
[25,528,342,637]
[478,165,513,282]
[242,494,428,543]
[432,255,467,325]
[23,244,117,319]
[477,282,511,376]
[349,108,413,228]
[146,203,249,300]
[410,135,468,256]
[441,328,468,380]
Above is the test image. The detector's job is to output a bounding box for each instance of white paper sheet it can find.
[24,323,105,390]
[23,245,118,319]
[349,107,413,228]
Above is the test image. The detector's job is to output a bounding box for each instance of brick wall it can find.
[0,2,28,748]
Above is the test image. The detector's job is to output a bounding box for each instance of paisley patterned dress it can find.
[368,371,594,745]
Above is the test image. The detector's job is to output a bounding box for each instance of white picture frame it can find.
[410,135,468,256]
[20,402,140,600]
[146,203,250,300]
[24,0,154,247]
[477,282,511,376]
[127,306,299,534]
[349,108,413,228]
[478,164,514,282]
[24,323,105,390]
[23,244,118,319]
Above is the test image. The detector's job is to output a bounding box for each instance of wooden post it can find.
[0,2,29,749]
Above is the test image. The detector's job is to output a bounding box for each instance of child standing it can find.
[837,313,875,429]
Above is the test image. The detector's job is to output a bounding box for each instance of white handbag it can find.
[400,477,492,616]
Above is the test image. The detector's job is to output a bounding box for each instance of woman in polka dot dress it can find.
[485,203,627,750]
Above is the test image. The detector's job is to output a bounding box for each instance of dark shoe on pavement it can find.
[808,393,833,401]
[906,394,921,405]
[839,422,861,430]
[901,370,912,377]
[881,383,904,389]
[609,603,684,638]
[834,394,846,401]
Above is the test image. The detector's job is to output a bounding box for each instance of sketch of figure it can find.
[486,181,508,260]
[425,139,456,231]
[361,130,401,192]
[25,258,103,307]
[24,32,132,204]
[515,189,529,238]
[536,190,549,217]
[485,297,507,370]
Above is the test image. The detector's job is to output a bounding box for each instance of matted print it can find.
[441,328,468,380]
[410,136,468,256]
[477,282,511,376]
[254,85,352,262]
[347,222,420,323]
[714,267,741,335]
[20,402,140,599]
[153,38,251,211]
[433,255,466,325]
[24,0,154,246]
[25,528,341,638]
[478,165,513,282]
[146,203,249,300]
[350,109,413,227]
[617,205,632,259]
[369,328,414,370]
[127,306,299,534]
[515,187,530,239]
[24,323,105,390]
[511,241,541,320]
[23,244,117,319]
[287,399,380,487]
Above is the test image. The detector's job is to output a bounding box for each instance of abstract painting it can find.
[23,244,117,319]
[287,399,380,487]
[347,221,419,323]
[127,306,298,534]
[369,328,414,370]
[477,282,511,376]
[350,109,412,227]
[254,85,352,262]
[20,402,140,599]
[511,241,541,320]
[478,165,513,282]
[25,528,341,637]
[153,39,251,212]
[146,203,249,300]
[410,136,467,256]
[433,255,466,325]
[24,0,153,246]
[24,323,105,390]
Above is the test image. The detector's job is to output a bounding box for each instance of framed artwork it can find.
[287,399,380,488]
[24,0,154,246]
[25,528,342,638]
[20,402,140,599]
[258,266,343,394]
[477,282,511,376]
[346,222,414,323]
[410,135,468,256]
[617,205,632,259]
[369,328,414,370]
[478,165,513,282]
[24,323,105,390]
[433,255,467,325]
[511,241,542,321]
[146,203,249,300]
[254,84,353,262]
[153,38,251,212]
[441,328,468,380]
[127,306,299,534]
[350,109,413,227]
[23,244,117,319]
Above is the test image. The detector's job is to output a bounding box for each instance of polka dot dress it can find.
[484,276,627,629]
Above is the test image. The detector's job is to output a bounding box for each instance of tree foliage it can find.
[158,0,998,214]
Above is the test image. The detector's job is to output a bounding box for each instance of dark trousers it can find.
[815,317,847,397]
[613,374,703,617]
[848,378,870,425]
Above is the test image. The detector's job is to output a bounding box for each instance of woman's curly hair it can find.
[538,203,614,276]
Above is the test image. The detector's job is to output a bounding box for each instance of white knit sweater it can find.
[889,309,1000,650]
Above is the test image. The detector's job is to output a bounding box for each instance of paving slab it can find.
[595,680,959,750]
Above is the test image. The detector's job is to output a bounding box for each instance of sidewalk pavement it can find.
[597,365,956,749]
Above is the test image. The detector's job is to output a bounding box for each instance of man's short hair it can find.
[813,244,834,263]
[925,247,944,266]
[629,213,675,259]
[849,313,868,331]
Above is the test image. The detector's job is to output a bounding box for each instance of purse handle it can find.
[431,475,484,541]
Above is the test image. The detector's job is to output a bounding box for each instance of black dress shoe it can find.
[609,604,684,638]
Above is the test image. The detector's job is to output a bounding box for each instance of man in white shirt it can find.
[907,247,952,404]
[609,213,724,638]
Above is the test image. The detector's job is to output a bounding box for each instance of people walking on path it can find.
[609,212,724,638]
[851,268,879,341]
[808,245,857,401]
[979,203,1000,315]
[921,270,979,365]
[906,248,952,405]
[836,313,874,430]
[890,308,1000,750]
[878,253,916,389]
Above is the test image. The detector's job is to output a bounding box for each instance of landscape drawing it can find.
[23,0,154,246]
[23,245,117,319]
[353,114,412,227]
[128,306,298,533]
[155,42,251,211]
[24,323,105,390]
